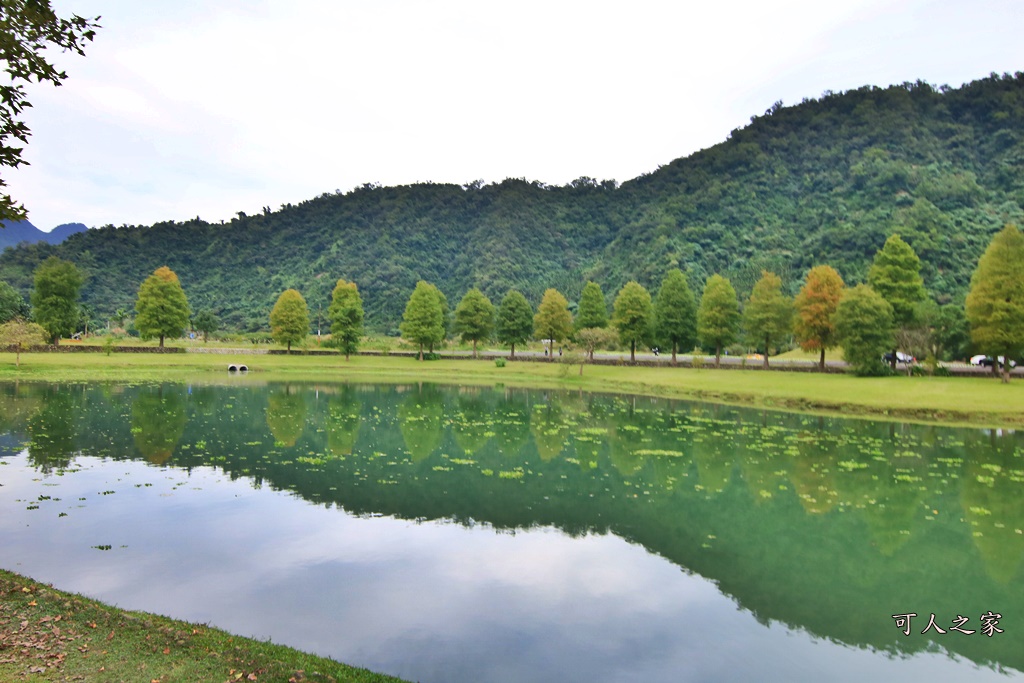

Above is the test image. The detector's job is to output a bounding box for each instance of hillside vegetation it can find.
[0,73,1021,332]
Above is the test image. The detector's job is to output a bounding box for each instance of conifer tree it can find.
[613,281,653,362]
[533,288,572,360]
[965,224,1024,382]
[31,256,82,345]
[793,265,844,371]
[400,280,444,360]
[270,289,309,352]
[743,271,792,368]
[496,289,533,359]
[328,279,364,360]
[697,274,740,368]
[868,234,925,368]
[134,266,190,348]
[575,281,608,330]
[654,268,697,365]
[835,284,894,376]
[454,287,495,358]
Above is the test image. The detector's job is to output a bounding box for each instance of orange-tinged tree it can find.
[793,265,844,371]
[135,266,190,348]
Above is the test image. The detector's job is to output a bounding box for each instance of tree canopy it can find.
[496,289,533,358]
[696,274,740,367]
[965,224,1024,382]
[835,284,895,376]
[653,268,697,365]
[269,289,309,352]
[454,287,495,357]
[400,280,445,360]
[30,255,81,344]
[793,265,845,371]
[575,281,608,330]
[1,1,98,220]
[534,288,573,357]
[612,281,653,362]
[743,271,792,368]
[134,266,191,348]
[328,278,364,360]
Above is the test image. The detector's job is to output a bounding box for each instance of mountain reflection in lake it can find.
[0,381,1021,682]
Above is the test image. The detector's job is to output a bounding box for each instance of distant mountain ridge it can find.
[0,220,87,251]
[0,73,1021,332]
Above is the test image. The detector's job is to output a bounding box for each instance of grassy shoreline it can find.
[0,569,406,683]
[0,350,1022,427]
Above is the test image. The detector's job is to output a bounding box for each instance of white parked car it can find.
[971,354,1017,368]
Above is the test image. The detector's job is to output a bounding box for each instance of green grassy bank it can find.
[1,350,1022,426]
[0,570,405,683]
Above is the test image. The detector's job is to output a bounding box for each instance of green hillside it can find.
[0,73,1021,332]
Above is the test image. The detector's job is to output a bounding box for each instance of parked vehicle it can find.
[970,354,1017,368]
[882,351,915,364]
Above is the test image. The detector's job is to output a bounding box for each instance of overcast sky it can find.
[8,0,1023,231]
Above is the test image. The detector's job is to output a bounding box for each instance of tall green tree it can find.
[269,289,309,352]
[1,2,99,221]
[575,281,608,330]
[134,266,191,348]
[835,284,895,376]
[653,268,696,365]
[743,270,793,368]
[793,265,845,372]
[0,280,28,323]
[328,278,364,360]
[534,288,573,360]
[919,301,969,362]
[868,234,926,368]
[496,289,533,359]
[454,287,495,358]
[400,280,445,360]
[612,281,653,362]
[697,274,740,368]
[965,224,1024,382]
[192,309,219,343]
[31,255,81,345]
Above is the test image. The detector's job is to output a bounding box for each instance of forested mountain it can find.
[0,221,87,251]
[0,73,1021,333]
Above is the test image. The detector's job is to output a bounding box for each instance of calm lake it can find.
[0,381,1021,682]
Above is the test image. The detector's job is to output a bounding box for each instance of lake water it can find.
[0,381,1021,682]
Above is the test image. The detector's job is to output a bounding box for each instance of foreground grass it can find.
[0,570,405,683]
[1,351,1023,426]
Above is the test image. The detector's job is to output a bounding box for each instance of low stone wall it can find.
[1,344,185,354]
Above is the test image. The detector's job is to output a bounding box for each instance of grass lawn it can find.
[0,569,405,683]
[0,350,1022,426]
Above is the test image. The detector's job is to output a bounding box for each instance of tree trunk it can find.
[1003,365,1010,383]
[764,334,770,369]
[286,340,291,353]
[15,343,20,367]
[819,348,825,372]
[472,339,477,359]
[992,360,999,378]
[345,350,350,361]
[510,343,515,360]
[159,335,165,348]
[630,340,636,363]
[890,347,897,371]
[419,343,424,361]
[715,343,722,368]
[672,342,678,367]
